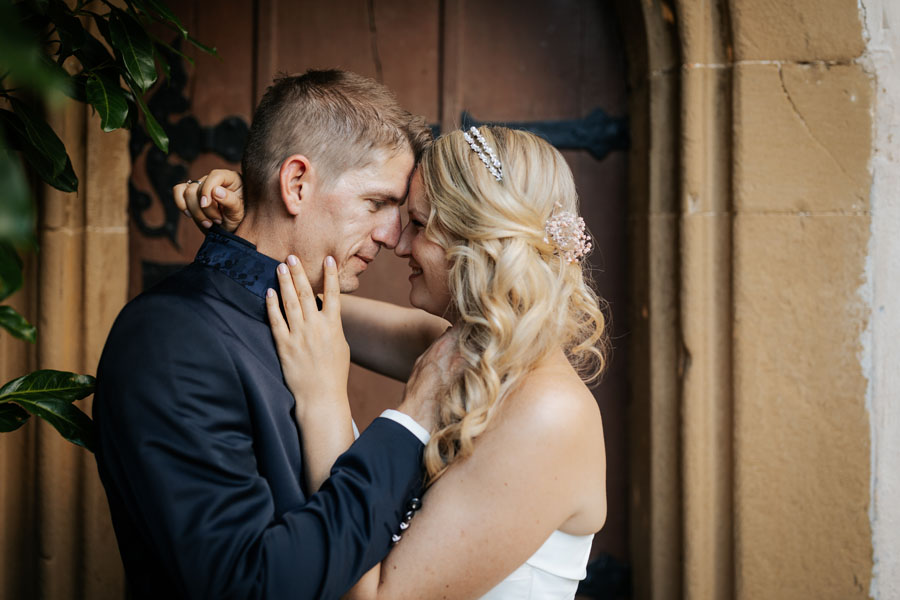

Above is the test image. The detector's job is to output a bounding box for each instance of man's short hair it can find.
[241,70,432,208]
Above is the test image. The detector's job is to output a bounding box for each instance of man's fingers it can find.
[265,287,288,338]
[286,255,318,318]
[322,256,341,319]
[415,329,463,379]
[277,262,304,329]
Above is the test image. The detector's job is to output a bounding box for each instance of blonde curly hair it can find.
[419,126,609,484]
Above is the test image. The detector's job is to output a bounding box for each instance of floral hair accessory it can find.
[544,203,592,263]
[462,126,503,181]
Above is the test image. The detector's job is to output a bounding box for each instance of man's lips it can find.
[351,254,374,272]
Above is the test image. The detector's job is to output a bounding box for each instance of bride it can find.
[179,126,609,599]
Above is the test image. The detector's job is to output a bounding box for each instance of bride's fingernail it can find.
[278,263,288,274]
[200,196,210,208]
[325,256,336,267]
[201,220,212,228]
[214,186,226,199]
[213,219,222,225]
[287,255,298,266]
[266,288,275,298]
[183,209,191,217]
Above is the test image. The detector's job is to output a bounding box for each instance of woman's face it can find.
[395,170,452,316]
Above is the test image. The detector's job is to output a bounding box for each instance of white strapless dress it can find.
[478,529,594,599]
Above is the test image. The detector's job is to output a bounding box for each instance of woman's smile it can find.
[394,170,452,315]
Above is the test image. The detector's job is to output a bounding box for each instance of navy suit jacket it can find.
[94,229,424,599]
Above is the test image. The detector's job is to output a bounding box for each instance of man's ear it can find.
[279,154,312,216]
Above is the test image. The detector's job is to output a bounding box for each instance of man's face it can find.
[296,148,415,293]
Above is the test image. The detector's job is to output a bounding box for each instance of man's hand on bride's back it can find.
[398,329,462,433]
[172,169,245,233]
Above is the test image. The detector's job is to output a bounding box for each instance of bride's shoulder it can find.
[494,354,602,446]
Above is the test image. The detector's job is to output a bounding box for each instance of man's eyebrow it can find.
[366,190,405,205]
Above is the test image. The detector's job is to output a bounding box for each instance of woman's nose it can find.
[395,222,413,257]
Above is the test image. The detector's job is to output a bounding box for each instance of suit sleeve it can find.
[94,297,423,600]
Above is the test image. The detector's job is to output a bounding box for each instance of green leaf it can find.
[86,73,129,132]
[7,98,65,176]
[26,0,51,15]
[122,98,138,130]
[48,0,86,58]
[187,33,218,57]
[0,306,36,343]
[74,32,116,72]
[127,79,168,153]
[108,9,157,92]
[13,397,95,451]
[36,55,76,99]
[0,2,70,98]
[0,402,30,433]
[0,242,24,302]
[0,369,95,404]
[152,44,171,81]
[0,150,35,244]
[1,101,78,193]
[90,12,114,48]
[148,34,194,66]
[133,0,187,38]
[67,72,89,103]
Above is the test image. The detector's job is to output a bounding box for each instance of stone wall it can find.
[623,1,882,598]
[859,1,900,598]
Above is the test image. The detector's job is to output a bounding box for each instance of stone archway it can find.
[614,2,874,599]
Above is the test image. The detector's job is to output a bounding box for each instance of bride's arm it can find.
[175,169,448,381]
[345,377,607,600]
[341,294,448,381]
[266,254,354,490]
[269,257,462,599]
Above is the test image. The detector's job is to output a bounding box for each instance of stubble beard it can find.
[338,267,361,293]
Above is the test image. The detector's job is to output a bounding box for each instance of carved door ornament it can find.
[128,40,249,249]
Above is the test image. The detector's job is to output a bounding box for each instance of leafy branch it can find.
[0,0,216,450]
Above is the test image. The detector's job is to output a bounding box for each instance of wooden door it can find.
[127,0,629,594]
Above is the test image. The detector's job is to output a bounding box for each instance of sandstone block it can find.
[732,213,872,600]
[731,0,865,62]
[734,62,872,213]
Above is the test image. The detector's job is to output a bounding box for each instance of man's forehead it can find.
[359,149,414,192]
[337,155,412,200]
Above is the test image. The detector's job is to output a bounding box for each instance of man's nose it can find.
[374,208,402,249]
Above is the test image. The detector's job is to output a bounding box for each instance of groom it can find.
[94,71,434,599]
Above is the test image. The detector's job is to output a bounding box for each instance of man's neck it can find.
[234,210,291,261]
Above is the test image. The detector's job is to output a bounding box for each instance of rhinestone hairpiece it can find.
[462,126,503,181]
[544,204,592,264]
